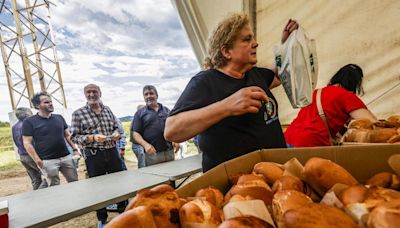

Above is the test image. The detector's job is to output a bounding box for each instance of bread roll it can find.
[302,157,358,195]
[344,128,369,142]
[227,186,273,207]
[272,175,304,194]
[218,215,272,228]
[388,134,400,143]
[253,162,284,185]
[283,203,357,228]
[366,172,400,190]
[229,172,246,185]
[371,120,397,129]
[125,184,182,228]
[339,184,368,206]
[368,128,397,143]
[195,187,224,208]
[364,186,400,210]
[367,199,400,228]
[106,206,157,228]
[272,190,312,228]
[179,199,222,227]
[236,174,270,187]
[225,177,273,206]
[348,118,373,129]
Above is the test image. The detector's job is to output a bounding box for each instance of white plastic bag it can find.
[273,26,318,108]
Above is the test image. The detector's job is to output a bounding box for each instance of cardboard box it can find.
[177,144,400,197]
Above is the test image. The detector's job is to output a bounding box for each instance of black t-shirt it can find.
[170,67,286,172]
[22,113,69,159]
[133,104,172,152]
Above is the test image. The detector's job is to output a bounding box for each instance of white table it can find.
[0,170,169,228]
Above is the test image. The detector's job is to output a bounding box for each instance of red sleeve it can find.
[339,89,367,113]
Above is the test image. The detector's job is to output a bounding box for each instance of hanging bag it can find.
[274,26,318,108]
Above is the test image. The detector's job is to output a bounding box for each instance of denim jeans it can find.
[40,154,78,186]
[145,149,175,166]
[132,143,145,168]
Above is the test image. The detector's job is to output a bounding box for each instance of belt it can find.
[83,147,115,157]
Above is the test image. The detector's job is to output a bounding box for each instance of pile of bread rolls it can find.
[107,157,400,228]
[344,115,400,143]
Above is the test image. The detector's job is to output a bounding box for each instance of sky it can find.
[0,0,200,122]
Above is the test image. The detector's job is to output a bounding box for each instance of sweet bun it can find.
[338,184,368,206]
[283,203,357,228]
[195,186,224,208]
[106,206,157,228]
[125,184,182,228]
[348,118,373,129]
[252,162,284,185]
[218,215,272,228]
[179,199,222,227]
[366,172,400,190]
[368,128,397,143]
[272,190,312,228]
[302,157,358,195]
[272,175,304,194]
[367,199,400,228]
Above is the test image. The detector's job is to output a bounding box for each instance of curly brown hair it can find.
[203,13,249,69]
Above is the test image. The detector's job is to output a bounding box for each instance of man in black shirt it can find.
[133,85,178,166]
[22,92,78,186]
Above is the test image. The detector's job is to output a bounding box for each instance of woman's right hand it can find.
[223,86,268,116]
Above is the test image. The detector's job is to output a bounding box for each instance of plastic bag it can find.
[273,26,318,108]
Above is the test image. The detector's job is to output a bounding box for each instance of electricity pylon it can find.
[0,0,66,110]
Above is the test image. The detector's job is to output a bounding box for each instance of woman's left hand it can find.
[281,19,299,43]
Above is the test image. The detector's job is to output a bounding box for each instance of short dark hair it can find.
[15,107,32,121]
[328,64,364,95]
[31,91,49,109]
[143,85,158,96]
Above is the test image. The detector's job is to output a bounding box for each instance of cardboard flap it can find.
[388,154,400,176]
[223,200,275,227]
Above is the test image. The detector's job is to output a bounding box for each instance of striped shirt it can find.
[71,103,118,149]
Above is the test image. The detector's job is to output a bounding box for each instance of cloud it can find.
[0,0,200,121]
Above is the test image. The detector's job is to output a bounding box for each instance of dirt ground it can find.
[0,158,140,228]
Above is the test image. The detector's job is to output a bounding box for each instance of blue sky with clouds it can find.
[0,0,200,121]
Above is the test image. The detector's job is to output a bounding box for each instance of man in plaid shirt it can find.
[70,83,126,227]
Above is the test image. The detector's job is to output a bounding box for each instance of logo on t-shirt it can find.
[263,97,277,125]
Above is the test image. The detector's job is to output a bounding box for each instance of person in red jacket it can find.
[284,64,377,147]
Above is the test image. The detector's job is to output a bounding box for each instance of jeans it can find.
[83,147,127,222]
[19,154,47,190]
[40,154,78,186]
[145,149,175,166]
[132,143,145,168]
